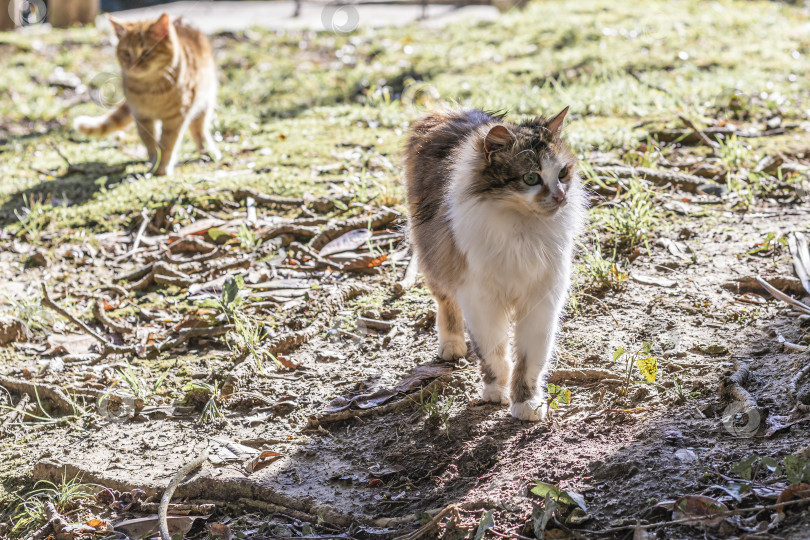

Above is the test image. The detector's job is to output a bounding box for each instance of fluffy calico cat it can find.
[405,107,585,421]
[73,13,220,176]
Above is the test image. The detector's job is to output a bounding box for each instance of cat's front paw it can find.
[206,147,222,162]
[73,115,102,136]
[510,399,546,422]
[482,382,509,405]
[154,164,174,176]
[438,339,467,361]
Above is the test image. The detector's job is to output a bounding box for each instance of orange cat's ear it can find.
[148,13,171,40]
[546,106,569,136]
[106,14,127,38]
[484,125,514,162]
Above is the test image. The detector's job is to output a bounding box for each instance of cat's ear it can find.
[148,13,171,40]
[106,14,127,38]
[484,125,514,162]
[546,106,569,136]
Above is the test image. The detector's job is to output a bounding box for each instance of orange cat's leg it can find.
[134,118,158,165]
[189,109,221,161]
[155,117,187,176]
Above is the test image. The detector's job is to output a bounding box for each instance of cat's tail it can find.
[73,102,133,137]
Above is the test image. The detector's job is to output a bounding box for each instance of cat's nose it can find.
[553,188,567,204]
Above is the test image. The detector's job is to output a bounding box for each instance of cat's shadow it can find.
[0,159,145,225]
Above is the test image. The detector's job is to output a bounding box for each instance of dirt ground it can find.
[2,0,810,538]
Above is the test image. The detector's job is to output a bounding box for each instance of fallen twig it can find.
[394,503,458,540]
[756,275,810,315]
[357,316,395,331]
[123,207,150,260]
[1,393,30,429]
[288,241,342,270]
[233,188,349,214]
[650,126,790,145]
[159,449,209,540]
[677,115,720,149]
[789,232,810,295]
[394,252,420,295]
[131,261,194,291]
[576,496,810,535]
[30,501,69,540]
[92,299,132,335]
[592,165,715,194]
[154,326,231,354]
[546,368,624,385]
[41,284,135,358]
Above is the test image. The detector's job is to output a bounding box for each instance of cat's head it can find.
[107,13,176,77]
[467,107,577,216]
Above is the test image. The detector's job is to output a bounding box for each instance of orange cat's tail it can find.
[73,102,133,137]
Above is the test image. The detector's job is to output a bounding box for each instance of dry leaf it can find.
[245,450,282,474]
[319,229,372,257]
[46,334,96,355]
[672,495,728,527]
[276,355,300,370]
[776,483,810,513]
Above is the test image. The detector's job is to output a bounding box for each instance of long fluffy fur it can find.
[405,108,586,421]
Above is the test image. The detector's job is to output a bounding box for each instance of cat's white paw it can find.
[73,115,102,136]
[510,399,546,422]
[207,147,222,161]
[155,164,174,176]
[482,382,509,404]
[438,339,467,360]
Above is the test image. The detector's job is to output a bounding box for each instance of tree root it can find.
[790,361,810,413]
[719,364,765,428]
[307,375,449,428]
[592,165,717,194]
[159,449,209,540]
[30,502,70,540]
[232,188,349,214]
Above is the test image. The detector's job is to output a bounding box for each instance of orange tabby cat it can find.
[74,13,220,176]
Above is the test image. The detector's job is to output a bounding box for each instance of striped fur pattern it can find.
[73,13,220,176]
[405,107,586,421]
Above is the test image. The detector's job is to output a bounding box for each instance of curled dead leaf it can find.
[672,495,728,527]
[776,483,810,514]
[245,450,282,474]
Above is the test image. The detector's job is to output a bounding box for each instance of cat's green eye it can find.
[523,172,542,186]
[559,166,569,179]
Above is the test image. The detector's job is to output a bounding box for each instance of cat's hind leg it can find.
[458,287,510,404]
[134,118,158,165]
[435,292,466,361]
[189,108,221,162]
